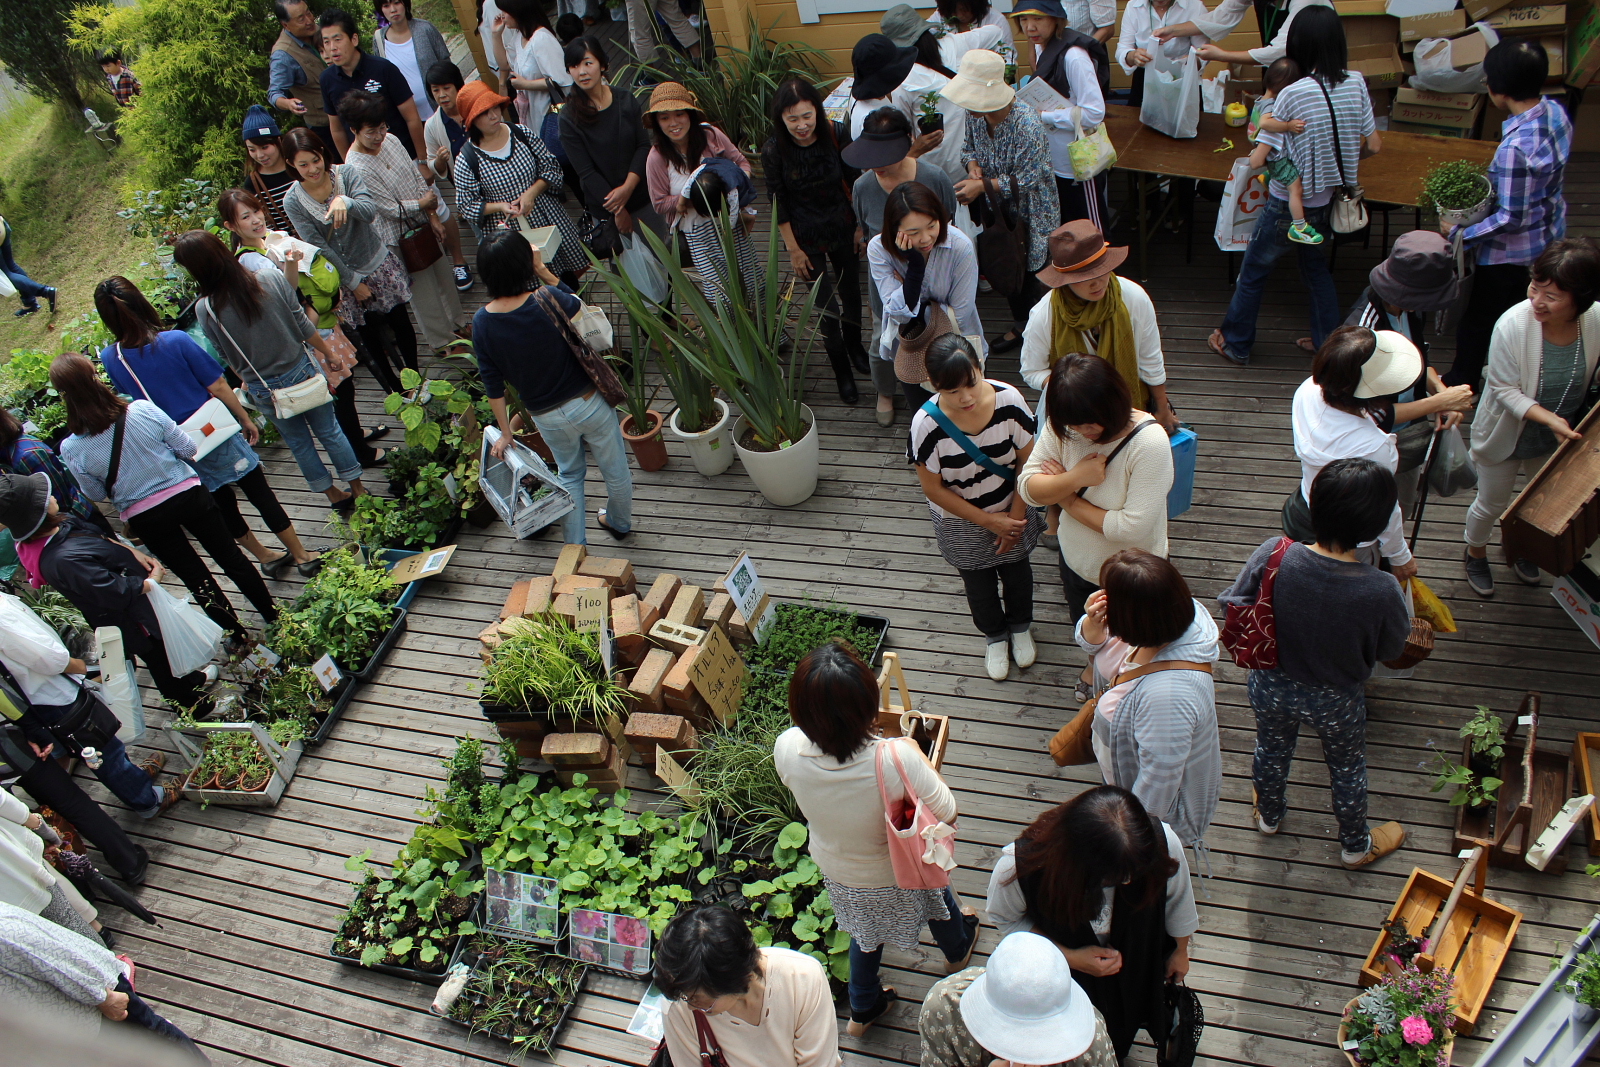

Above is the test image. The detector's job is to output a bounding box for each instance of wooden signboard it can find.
[1502,403,1600,577]
[687,624,747,725]
[656,748,701,804]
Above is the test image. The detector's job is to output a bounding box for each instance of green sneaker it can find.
[1288,219,1324,245]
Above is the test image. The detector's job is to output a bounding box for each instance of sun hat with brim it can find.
[959,932,1097,1065]
[1037,220,1128,287]
[1369,231,1459,313]
[1009,0,1070,18]
[0,472,53,542]
[644,81,701,115]
[841,125,914,169]
[881,3,931,47]
[852,34,920,100]
[941,49,1015,113]
[456,81,512,132]
[1355,330,1425,399]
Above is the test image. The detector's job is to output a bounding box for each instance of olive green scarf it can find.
[1048,274,1147,409]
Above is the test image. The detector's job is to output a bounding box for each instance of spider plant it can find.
[688,697,803,845]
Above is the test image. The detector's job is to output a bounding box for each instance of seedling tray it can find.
[308,673,363,747]
[329,896,482,985]
[169,722,301,808]
[771,602,888,666]
[444,936,587,1053]
[350,607,408,681]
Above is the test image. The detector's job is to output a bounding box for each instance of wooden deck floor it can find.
[58,156,1600,1067]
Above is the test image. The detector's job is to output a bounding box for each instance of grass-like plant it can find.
[480,616,629,722]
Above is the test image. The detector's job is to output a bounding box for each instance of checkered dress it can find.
[451,123,584,275]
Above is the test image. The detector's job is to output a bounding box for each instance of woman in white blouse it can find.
[1115,0,1208,85]
[1154,0,1332,66]
[1010,0,1111,228]
[491,0,572,132]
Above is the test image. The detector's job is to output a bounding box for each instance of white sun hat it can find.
[958,932,1097,1064]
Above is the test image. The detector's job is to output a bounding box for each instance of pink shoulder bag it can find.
[876,739,957,890]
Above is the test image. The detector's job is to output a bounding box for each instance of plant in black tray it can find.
[1428,752,1501,811]
[479,616,628,722]
[1460,704,1507,777]
[705,822,850,982]
[267,544,400,669]
[409,737,498,863]
[337,849,484,973]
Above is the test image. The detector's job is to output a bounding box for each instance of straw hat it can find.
[959,933,1098,1065]
[644,81,700,115]
[1354,330,1424,399]
[940,49,1015,113]
[1037,221,1128,287]
[456,81,511,132]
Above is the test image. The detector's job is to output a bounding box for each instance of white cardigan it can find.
[1019,279,1169,394]
[1471,300,1600,465]
[0,790,54,915]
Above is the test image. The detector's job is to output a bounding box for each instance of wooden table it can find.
[1100,103,1499,278]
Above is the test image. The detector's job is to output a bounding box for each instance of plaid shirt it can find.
[1460,97,1571,266]
[106,68,141,107]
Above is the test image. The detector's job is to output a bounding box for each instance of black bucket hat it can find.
[851,33,919,100]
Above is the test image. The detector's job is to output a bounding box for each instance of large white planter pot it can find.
[1439,176,1495,229]
[669,398,735,478]
[733,404,819,507]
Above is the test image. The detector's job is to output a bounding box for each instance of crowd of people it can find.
[0,0,1590,1059]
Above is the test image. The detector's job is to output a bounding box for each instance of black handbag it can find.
[972,174,1028,297]
[581,211,624,259]
[0,660,120,759]
[1159,979,1205,1067]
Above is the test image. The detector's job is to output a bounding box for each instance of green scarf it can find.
[1049,274,1148,410]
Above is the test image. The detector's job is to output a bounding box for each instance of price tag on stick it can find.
[311,654,343,692]
[574,587,609,634]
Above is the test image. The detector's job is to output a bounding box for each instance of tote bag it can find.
[876,739,957,890]
[1140,50,1201,140]
[113,344,241,460]
[200,300,332,419]
[1219,536,1292,669]
[1213,157,1269,253]
[1068,107,1118,181]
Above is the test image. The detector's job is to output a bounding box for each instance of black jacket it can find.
[36,516,161,652]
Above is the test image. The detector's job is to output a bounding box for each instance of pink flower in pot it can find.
[1400,1015,1434,1045]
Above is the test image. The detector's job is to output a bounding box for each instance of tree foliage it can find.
[69,0,280,190]
[0,0,99,110]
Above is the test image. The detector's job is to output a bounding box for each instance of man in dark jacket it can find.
[1,729,148,884]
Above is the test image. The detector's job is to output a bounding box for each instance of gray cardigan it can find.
[283,164,388,289]
[1470,299,1600,465]
[1074,602,1221,851]
[375,18,451,89]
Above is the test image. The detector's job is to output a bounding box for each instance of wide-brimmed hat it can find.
[841,116,913,169]
[960,933,1097,1065]
[852,34,919,100]
[941,49,1015,113]
[1009,0,1069,19]
[242,104,282,142]
[881,3,930,47]
[456,81,512,131]
[1355,330,1424,399]
[0,472,53,542]
[1037,220,1128,287]
[1369,231,1459,313]
[644,81,700,115]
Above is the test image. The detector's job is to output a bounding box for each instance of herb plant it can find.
[1342,965,1455,1067]
[480,617,629,722]
[1460,705,1506,763]
[334,851,484,973]
[1565,948,1600,1010]
[267,545,399,669]
[1429,753,1502,809]
[1419,160,1489,214]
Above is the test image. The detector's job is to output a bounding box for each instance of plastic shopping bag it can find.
[1428,425,1478,498]
[1213,157,1269,253]
[0,272,14,299]
[1141,50,1201,140]
[1412,28,1496,93]
[1407,577,1458,634]
[96,626,146,744]
[616,233,668,306]
[146,583,224,678]
[1067,108,1118,181]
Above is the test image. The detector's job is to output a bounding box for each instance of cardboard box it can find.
[1349,42,1408,78]
[1573,0,1600,86]
[1344,13,1404,46]
[1544,33,1566,74]
[1400,8,1468,40]
[1389,118,1473,136]
[1336,0,1391,14]
[1487,3,1567,32]
[1390,97,1484,129]
[1447,28,1491,67]
[1464,0,1517,21]
[1396,86,1482,108]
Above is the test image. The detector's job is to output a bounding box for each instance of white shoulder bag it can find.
[114,343,241,460]
[200,298,332,418]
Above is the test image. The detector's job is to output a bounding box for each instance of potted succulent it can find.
[614,320,670,472]
[1421,160,1493,229]
[1337,966,1456,1067]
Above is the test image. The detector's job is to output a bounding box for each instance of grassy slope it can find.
[0,98,151,358]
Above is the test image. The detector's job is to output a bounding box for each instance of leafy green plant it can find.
[15,586,92,658]
[1429,753,1502,809]
[479,617,628,722]
[1460,705,1506,764]
[344,464,460,548]
[1564,948,1600,1010]
[266,544,399,668]
[730,823,851,982]
[116,179,220,244]
[1419,160,1490,214]
[334,850,484,973]
[1342,966,1455,1067]
[408,736,497,863]
[613,319,663,432]
[0,348,68,438]
[917,90,943,134]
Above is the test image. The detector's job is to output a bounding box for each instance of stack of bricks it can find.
[623,712,698,770]
[662,644,714,731]
[542,732,627,792]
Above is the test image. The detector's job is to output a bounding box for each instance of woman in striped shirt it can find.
[908,335,1044,681]
[241,106,300,237]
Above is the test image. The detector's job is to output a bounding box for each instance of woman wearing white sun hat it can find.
[919,931,1119,1067]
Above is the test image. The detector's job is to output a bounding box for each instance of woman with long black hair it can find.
[557,35,662,244]
[985,785,1198,1060]
[761,77,868,403]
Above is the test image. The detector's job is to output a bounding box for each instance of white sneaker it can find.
[202,664,220,687]
[984,641,1009,681]
[1011,628,1037,669]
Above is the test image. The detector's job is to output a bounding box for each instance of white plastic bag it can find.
[146,584,224,678]
[616,233,668,306]
[1141,50,1201,139]
[96,626,145,745]
[0,272,15,299]
[1428,424,1478,497]
[1200,69,1228,115]
[1412,28,1496,93]
[1213,157,1270,253]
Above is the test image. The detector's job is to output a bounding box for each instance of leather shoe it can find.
[846,339,872,376]
[153,779,185,818]
[837,376,859,405]
[120,845,150,886]
[139,753,166,780]
[989,331,1023,354]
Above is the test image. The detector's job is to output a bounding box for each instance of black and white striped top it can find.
[907,381,1035,518]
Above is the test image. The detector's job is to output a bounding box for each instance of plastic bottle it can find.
[81,747,103,770]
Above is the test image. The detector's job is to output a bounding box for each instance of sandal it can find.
[1209,329,1245,366]
[1296,337,1318,353]
[597,508,631,540]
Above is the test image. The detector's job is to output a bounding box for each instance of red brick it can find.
[500,579,532,620]
[624,712,693,766]
[703,593,736,632]
[577,556,637,596]
[522,576,555,616]
[557,742,627,791]
[551,593,577,624]
[643,574,683,616]
[666,586,706,627]
[552,543,587,581]
[728,607,753,645]
[627,648,675,713]
[662,643,703,705]
[540,732,611,766]
[554,573,608,597]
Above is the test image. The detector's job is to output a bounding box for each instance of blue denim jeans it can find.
[1218,196,1340,363]
[0,235,49,307]
[530,390,634,545]
[29,701,161,816]
[847,886,975,1014]
[1248,667,1370,853]
[244,357,361,492]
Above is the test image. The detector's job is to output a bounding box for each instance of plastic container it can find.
[1168,425,1197,519]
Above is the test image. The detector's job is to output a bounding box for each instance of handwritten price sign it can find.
[311,654,343,693]
[574,587,610,634]
[688,624,748,725]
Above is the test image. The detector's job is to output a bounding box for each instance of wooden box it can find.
[1453,694,1576,873]
[1358,854,1522,1035]
[1573,732,1600,855]
[1501,403,1600,576]
[876,651,950,771]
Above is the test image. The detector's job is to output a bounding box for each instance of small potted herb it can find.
[917,90,944,136]
[1420,160,1493,229]
[1460,704,1506,780]
[1564,948,1600,1027]
[1429,752,1502,812]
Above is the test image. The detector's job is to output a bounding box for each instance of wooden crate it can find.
[876,651,950,771]
[1574,733,1600,856]
[1359,850,1522,1035]
[1502,402,1600,576]
[1453,693,1576,873]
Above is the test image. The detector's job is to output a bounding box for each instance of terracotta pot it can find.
[621,410,670,472]
[236,769,272,792]
[509,414,555,462]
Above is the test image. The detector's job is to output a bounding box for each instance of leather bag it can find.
[200,300,333,418]
[1049,660,1214,766]
[398,223,444,273]
[1316,78,1368,234]
[973,175,1028,297]
[1219,535,1293,669]
[533,287,627,406]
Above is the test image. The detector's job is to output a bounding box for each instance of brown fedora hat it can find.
[1036,221,1128,288]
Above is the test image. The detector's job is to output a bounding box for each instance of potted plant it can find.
[1337,965,1456,1067]
[479,617,630,723]
[1429,752,1501,812]
[333,850,485,979]
[1460,704,1506,781]
[1564,948,1600,1027]
[917,90,944,136]
[1420,160,1493,229]
[614,320,669,472]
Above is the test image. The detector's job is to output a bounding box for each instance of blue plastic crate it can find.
[1168,425,1197,519]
